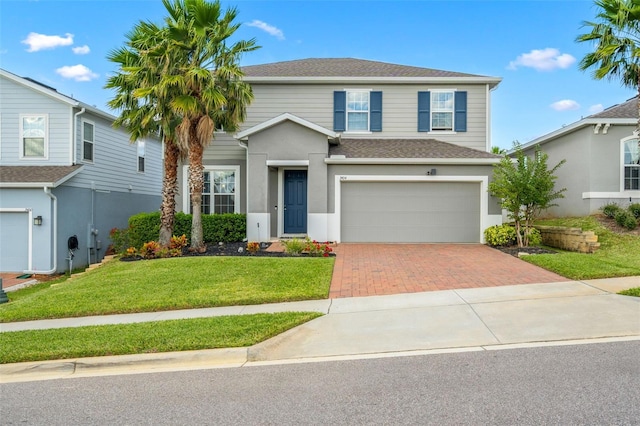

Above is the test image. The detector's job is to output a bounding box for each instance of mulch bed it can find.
[492,245,558,258]
[182,242,289,257]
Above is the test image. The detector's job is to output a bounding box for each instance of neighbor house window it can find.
[623,138,640,190]
[82,120,94,162]
[137,140,145,173]
[20,114,47,158]
[187,166,239,214]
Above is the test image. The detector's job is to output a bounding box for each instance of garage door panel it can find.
[341,181,480,243]
[0,213,29,271]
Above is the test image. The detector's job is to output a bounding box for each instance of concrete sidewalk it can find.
[1,276,639,382]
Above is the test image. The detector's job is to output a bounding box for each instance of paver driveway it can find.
[329,244,569,298]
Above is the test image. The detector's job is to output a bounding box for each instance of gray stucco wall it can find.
[326,163,501,215]
[522,123,636,217]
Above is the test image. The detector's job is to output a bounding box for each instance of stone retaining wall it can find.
[533,225,600,254]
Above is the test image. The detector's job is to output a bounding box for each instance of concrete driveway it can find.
[330,244,569,298]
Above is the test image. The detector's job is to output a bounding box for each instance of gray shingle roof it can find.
[329,139,500,159]
[589,96,637,119]
[0,165,83,185]
[242,58,489,78]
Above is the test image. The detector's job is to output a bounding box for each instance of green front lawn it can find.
[0,312,321,364]
[0,256,334,323]
[525,216,640,280]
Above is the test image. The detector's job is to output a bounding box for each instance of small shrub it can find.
[602,203,621,218]
[140,241,162,259]
[282,238,305,255]
[484,225,517,247]
[304,238,333,257]
[125,247,138,257]
[615,209,638,230]
[524,227,542,246]
[169,234,188,250]
[246,241,260,254]
[109,227,132,255]
[628,203,640,219]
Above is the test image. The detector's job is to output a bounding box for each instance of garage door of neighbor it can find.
[0,212,29,271]
[341,181,481,243]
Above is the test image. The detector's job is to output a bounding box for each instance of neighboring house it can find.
[177,58,504,243]
[0,69,162,274]
[519,96,639,217]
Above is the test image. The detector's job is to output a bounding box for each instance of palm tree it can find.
[106,21,186,247]
[160,0,258,251]
[577,0,640,132]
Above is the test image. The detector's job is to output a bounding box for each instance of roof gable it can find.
[235,113,337,140]
[0,165,84,188]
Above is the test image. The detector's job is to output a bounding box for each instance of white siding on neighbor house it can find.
[0,75,72,165]
[242,83,489,151]
[66,111,163,196]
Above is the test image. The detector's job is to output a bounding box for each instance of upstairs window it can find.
[82,121,94,162]
[20,114,47,158]
[137,140,145,173]
[623,138,640,190]
[418,91,467,133]
[334,90,382,132]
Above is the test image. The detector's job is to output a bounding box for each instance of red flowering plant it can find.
[304,238,333,257]
[246,241,260,254]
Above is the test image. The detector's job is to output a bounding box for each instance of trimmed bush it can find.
[628,203,640,219]
[601,203,621,218]
[614,209,638,230]
[484,225,517,247]
[127,212,247,248]
[524,227,542,246]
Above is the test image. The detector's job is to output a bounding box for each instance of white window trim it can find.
[82,119,95,163]
[137,140,145,173]
[428,89,456,134]
[621,135,640,191]
[182,165,241,214]
[19,113,49,160]
[344,88,372,133]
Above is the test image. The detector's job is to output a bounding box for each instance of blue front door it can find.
[284,170,307,234]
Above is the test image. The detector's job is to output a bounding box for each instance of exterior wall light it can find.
[34,215,43,226]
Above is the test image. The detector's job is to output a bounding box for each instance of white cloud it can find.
[55,64,99,82]
[247,20,285,40]
[72,45,90,55]
[22,32,73,52]
[508,48,576,71]
[550,99,580,111]
[588,104,604,114]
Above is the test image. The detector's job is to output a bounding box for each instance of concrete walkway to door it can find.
[329,244,569,298]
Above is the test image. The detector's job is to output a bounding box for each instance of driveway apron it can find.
[329,244,569,298]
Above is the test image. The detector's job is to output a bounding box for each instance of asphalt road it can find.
[3,341,639,425]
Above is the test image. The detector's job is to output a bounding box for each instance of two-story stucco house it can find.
[519,96,639,217]
[177,58,503,243]
[0,69,162,274]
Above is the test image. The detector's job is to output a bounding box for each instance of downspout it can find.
[238,140,249,238]
[72,108,86,164]
[26,187,58,274]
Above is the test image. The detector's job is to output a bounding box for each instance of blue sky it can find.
[0,0,634,149]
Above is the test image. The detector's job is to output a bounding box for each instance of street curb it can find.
[0,347,248,383]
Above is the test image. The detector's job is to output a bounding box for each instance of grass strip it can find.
[619,288,640,297]
[524,217,640,280]
[0,257,334,322]
[0,312,321,364]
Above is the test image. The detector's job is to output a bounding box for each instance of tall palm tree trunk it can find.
[188,123,206,251]
[159,137,180,247]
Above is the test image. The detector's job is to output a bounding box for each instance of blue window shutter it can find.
[370,91,382,132]
[333,91,346,132]
[418,91,430,132]
[454,91,467,132]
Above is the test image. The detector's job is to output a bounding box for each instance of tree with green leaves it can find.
[488,145,566,247]
[577,0,640,131]
[106,21,186,248]
[159,0,258,251]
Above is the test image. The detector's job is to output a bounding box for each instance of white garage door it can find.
[341,181,481,243]
[0,212,29,271]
